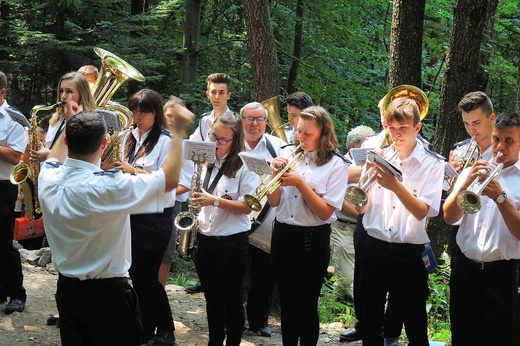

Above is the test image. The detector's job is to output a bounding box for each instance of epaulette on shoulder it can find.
[280,143,296,149]
[162,128,172,137]
[452,138,471,148]
[94,168,122,176]
[201,111,211,118]
[424,147,446,161]
[45,161,63,168]
[332,151,352,165]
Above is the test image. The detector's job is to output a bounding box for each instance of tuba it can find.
[381,84,429,121]
[91,47,145,163]
[10,102,63,221]
[261,96,288,143]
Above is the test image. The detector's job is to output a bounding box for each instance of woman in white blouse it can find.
[267,106,350,346]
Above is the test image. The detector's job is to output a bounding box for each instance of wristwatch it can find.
[494,192,507,204]
[213,197,220,207]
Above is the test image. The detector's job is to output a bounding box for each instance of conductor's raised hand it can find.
[64,100,83,120]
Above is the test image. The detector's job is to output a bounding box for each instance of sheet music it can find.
[366,150,403,182]
[183,140,216,164]
[349,147,372,166]
[239,152,272,176]
[5,107,31,128]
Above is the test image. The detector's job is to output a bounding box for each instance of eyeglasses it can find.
[208,132,233,145]
[242,116,267,124]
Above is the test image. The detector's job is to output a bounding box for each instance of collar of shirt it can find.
[132,127,150,145]
[62,157,100,172]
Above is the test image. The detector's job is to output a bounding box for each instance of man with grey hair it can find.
[331,125,374,307]
[240,101,286,337]
[0,71,28,314]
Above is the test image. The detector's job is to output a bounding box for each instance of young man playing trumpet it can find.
[443,112,520,346]
[355,97,444,346]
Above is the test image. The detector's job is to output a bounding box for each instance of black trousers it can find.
[196,231,249,346]
[352,215,402,338]
[0,181,26,301]
[360,235,429,346]
[246,244,274,331]
[271,221,331,346]
[56,275,142,346]
[450,249,519,346]
[129,208,174,343]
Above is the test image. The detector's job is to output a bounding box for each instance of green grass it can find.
[168,253,197,287]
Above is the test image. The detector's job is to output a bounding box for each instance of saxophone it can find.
[175,160,203,259]
[10,102,63,221]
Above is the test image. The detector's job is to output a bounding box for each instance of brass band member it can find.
[443,112,520,346]
[267,106,349,345]
[355,98,444,345]
[191,111,259,346]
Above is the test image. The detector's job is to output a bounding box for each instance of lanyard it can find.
[50,119,66,149]
[202,165,223,194]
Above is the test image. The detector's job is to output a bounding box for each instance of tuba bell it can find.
[381,85,429,121]
[261,96,288,143]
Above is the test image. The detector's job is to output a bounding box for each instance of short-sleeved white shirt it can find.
[275,148,350,227]
[39,157,166,280]
[451,160,520,262]
[189,108,231,142]
[197,159,259,236]
[0,100,27,179]
[362,141,444,244]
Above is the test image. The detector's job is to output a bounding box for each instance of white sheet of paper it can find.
[183,140,216,164]
[349,147,373,166]
[239,152,272,176]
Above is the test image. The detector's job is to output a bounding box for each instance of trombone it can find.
[244,144,303,211]
[456,151,503,214]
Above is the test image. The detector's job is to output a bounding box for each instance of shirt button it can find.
[290,215,294,218]
[400,163,403,166]
[294,195,297,198]
[393,206,395,209]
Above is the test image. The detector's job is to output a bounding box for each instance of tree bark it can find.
[181,0,203,95]
[287,0,304,94]
[243,0,280,101]
[427,0,490,260]
[388,0,426,88]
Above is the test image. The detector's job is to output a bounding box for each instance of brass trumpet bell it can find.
[381,85,429,120]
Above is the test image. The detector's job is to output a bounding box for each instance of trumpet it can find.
[345,139,399,207]
[244,144,303,211]
[456,151,503,214]
[447,136,480,193]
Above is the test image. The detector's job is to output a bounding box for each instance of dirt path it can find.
[0,263,353,346]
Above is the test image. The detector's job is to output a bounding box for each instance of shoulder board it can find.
[201,111,211,118]
[452,138,471,148]
[161,128,172,137]
[423,147,446,161]
[416,134,430,146]
[332,151,352,165]
[94,168,122,176]
[280,143,296,149]
[5,107,31,128]
[45,161,63,168]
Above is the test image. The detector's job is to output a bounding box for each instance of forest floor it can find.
[0,262,357,346]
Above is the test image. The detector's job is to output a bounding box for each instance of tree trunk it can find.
[388,0,426,88]
[243,0,280,101]
[427,0,490,260]
[181,0,203,95]
[287,0,304,94]
[517,56,520,112]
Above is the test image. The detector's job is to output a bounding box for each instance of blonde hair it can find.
[49,72,96,126]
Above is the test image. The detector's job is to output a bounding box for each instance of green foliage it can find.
[426,251,451,342]
[318,275,356,326]
[169,253,197,287]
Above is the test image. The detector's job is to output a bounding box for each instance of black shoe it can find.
[146,330,175,346]
[339,328,362,342]
[185,282,203,294]
[258,326,271,337]
[4,298,25,314]
[384,337,400,346]
[46,315,60,326]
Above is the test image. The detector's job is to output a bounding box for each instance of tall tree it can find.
[388,0,426,88]
[181,0,202,95]
[286,0,304,94]
[427,0,491,259]
[243,0,279,101]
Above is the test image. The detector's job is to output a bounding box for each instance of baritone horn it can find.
[261,96,288,143]
[244,144,303,211]
[456,151,503,214]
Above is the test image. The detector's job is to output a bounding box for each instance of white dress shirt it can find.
[275,148,350,227]
[245,133,286,160]
[123,128,176,208]
[362,141,444,244]
[197,158,259,236]
[189,108,231,142]
[451,160,520,262]
[39,157,166,280]
[0,100,27,179]
[44,114,65,149]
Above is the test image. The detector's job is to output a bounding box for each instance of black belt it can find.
[458,250,518,271]
[199,231,248,241]
[336,219,355,225]
[59,274,128,286]
[365,234,424,253]
[0,180,13,185]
